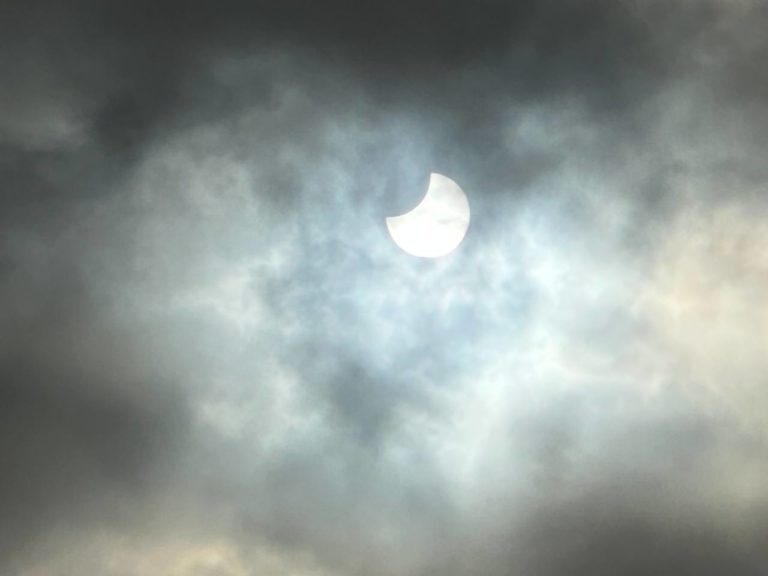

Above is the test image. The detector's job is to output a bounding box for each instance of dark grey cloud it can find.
[0,0,683,191]
[2,0,768,575]
[0,251,188,573]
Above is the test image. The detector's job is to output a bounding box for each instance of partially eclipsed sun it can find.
[386,173,470,258]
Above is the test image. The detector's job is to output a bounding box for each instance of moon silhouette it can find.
[386,173,470,258]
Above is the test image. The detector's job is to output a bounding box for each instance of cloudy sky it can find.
[2,1,768,574]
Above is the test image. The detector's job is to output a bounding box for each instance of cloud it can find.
[2,0,768,574]
[0,251,188,571]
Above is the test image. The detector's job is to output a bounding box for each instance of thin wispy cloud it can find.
[2,1,768,574]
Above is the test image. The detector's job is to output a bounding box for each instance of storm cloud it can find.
[2,0,768,574]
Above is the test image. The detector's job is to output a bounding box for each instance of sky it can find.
[2,0,768,574]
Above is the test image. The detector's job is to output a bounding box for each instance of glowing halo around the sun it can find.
[386,172,470,258]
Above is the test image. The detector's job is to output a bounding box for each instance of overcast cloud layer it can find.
[2,1,768,574]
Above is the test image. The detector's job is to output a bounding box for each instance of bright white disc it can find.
[386,173,470,258]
